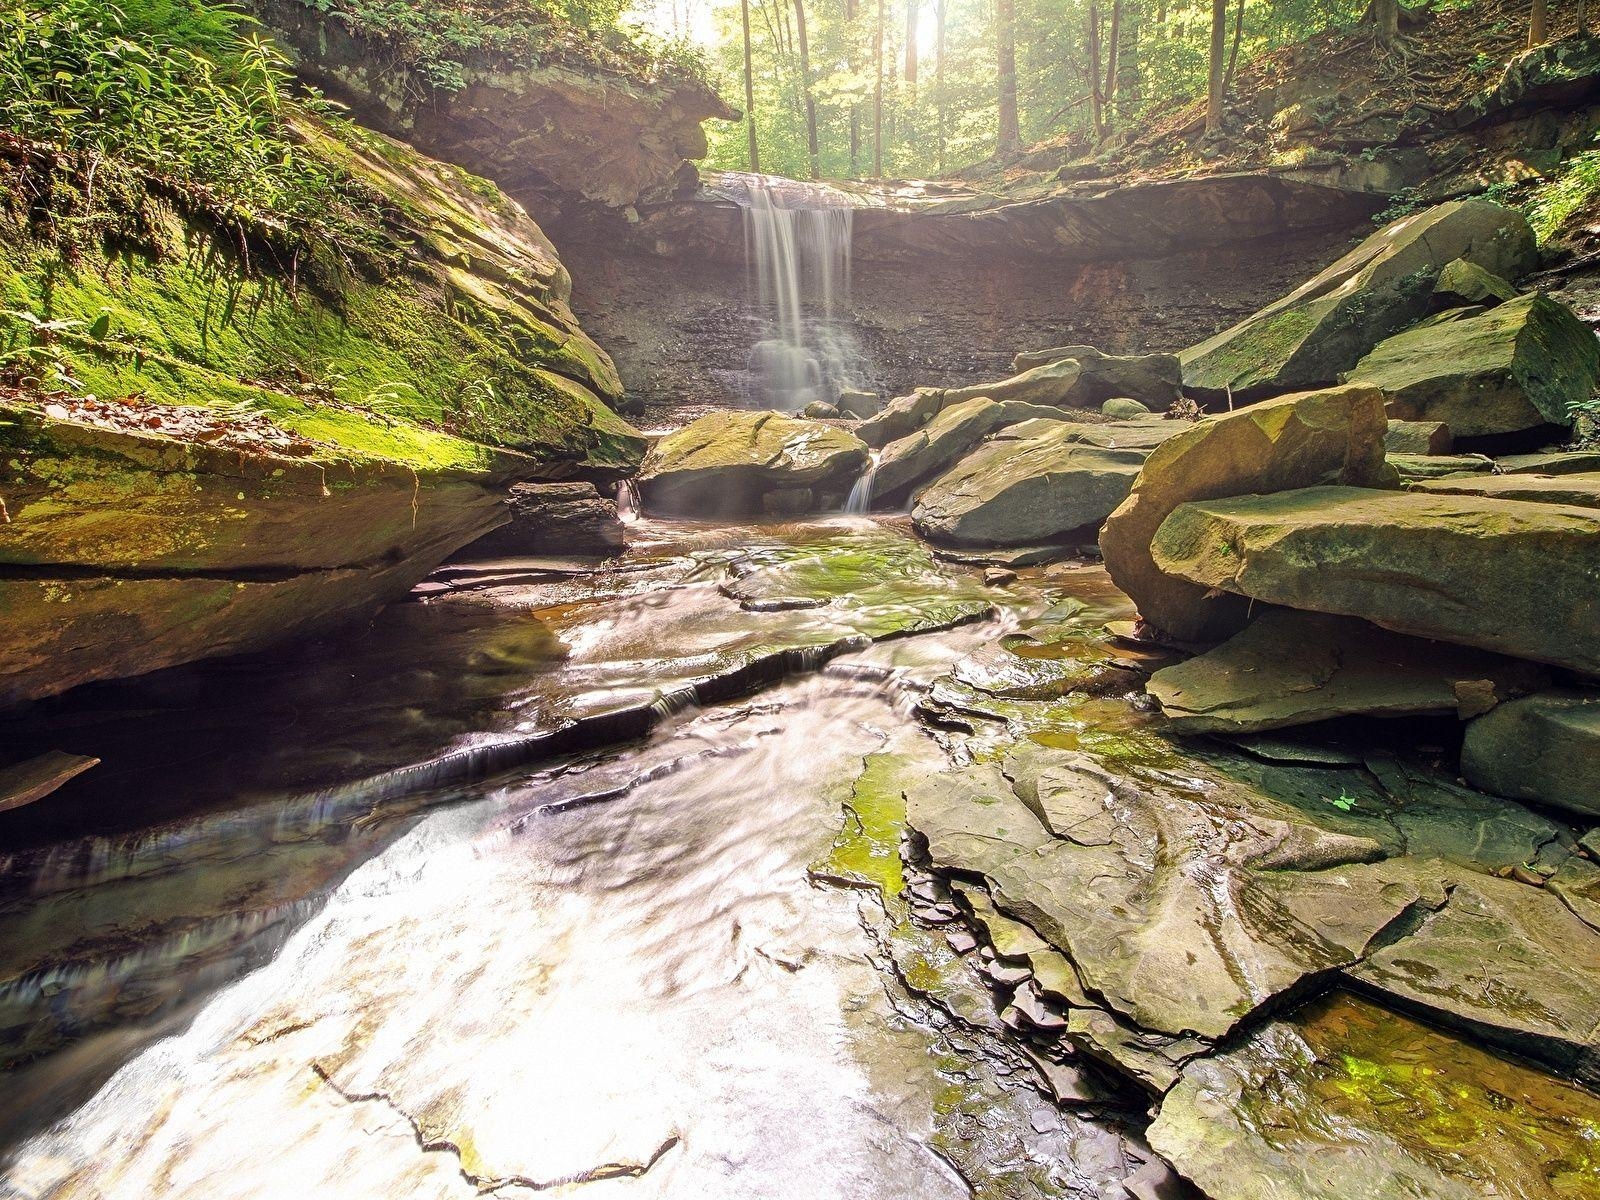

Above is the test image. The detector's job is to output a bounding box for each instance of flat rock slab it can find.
[637,411,868,516]
[939,349,1181,411]
[0,751,99,813]
[1148,610,1547,733]
[1152,485,1600,675]
[912,424,1147,547]
[1498,450,1600,475]
[1150,991,1600,1200]
[1462,689,1600,817]
[1387,452,1494,480]
[1349,294,1600,437]
[1409,470,1600,510]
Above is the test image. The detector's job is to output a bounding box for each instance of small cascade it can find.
[718,172,865,413]
[615,479,640,524]
[845,450,880,514]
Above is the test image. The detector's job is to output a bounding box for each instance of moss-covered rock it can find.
[1151,485,1600,675]
[1348,294,1600,437]
[1100,385,1392,642]
[637,410,868,516]
[1180,200,1537,396]
[1432,258,1520,308]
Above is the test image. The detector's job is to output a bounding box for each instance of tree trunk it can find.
[1370,0,1399,45]
[996,0,1021,153]
[792,0,820,177]
[847,0,860,174]
[1529,0,1549,46]
[1579,0,1589,35]
[1205,0,1226,135]
[874,0,886,175]
[1104,0,1122,118]
[1088,3,1104,138]
[1119,0,1141,115]
[905,0,919,91]
[741,0,761,171]
[1223,0,1244,90]
[935,0,947,171]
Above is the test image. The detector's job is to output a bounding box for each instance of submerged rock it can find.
[1150,991,1600,1200]
[1461,690,1600,817]
[1180,199,1537,396]
[637,411,868,516]
[1348,294,1600,437]
[1151,485,1600,675]
[466,482,625,558]
[1100,385,1391,642]
[911,422,1146,546]
[1147,610,1546,733]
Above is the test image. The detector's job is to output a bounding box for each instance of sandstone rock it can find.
[1102,398,1153,419]
[1409,471,1600,510]
[940,350,1181,412]
[1013,344,1102,373]
[1150,992,1600,1200]
[1433,257,1520,307]
[1148,610,1545,733]
[1384,420,1453,456]
[1150,485,1600,675]
[803,400,841,419]
[1497,450,1600,475]
[1099,385,1392,642]
[911,423,1146,547]
[857,388,945,447]
[871,398,1018,504]
[1387,452,1495,480]
[1348,294,1600,437]
[637,411,868,517]
[466,482,625,558]
[1181,199,1537,395]
[836,389,882,419]
[1461,690,1600,817]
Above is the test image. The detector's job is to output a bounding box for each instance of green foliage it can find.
[0,0,397,269]
[300,0,712,93]
[1524,145,1600,242]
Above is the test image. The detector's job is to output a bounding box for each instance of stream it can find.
[0,517,1154,1200]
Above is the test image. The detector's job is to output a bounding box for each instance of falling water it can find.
[615,479,640,524]
[845,450,880,514]
[719,172,865,412]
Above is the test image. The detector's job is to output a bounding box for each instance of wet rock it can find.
[1432,257,1519,307]
[1150,992,1600,1200]
[1383,420,1453,456]
[637,411,868,517]
[1348,294,1600,437]
[1150,485,1600,675]
[466,482,625,558]
[1102,397,1153,419]
[1181,199,1537,396]
[982,567,1017,586]
[1147,610,1546,734]
[761,487,816,516]
[836,389,882,419]
[1461,690,1600,817]
[0,751,99,813]
[938,350,1182,412]
[1386,451,1495,480]
[1408,470,1600,510]
[1100,385,1392,642]
[857,388,945,448]
[1345,874,1600,1084]
[912,423,1146,547]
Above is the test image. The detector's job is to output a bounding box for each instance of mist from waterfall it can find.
[721,173,865,413]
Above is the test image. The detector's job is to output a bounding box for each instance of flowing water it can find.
[719,173,865,412]
[0,518,1149,1200]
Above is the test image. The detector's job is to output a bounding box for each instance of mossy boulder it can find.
[1462,690,1600,817]
[637,411,868,516]
[911,421,1147,546]
[1348,294,1600,438]
[1180,200,1537,396]
[1433,258,1520,308]
[1100,385,1392,642]
[1151,486,1600,675]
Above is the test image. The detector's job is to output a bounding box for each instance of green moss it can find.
[1182,304,1321,391]
[815,752,910,896]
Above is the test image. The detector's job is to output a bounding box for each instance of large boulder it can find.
[1461,690,1600,817]
[1432,257,1520,308]
[637,411,868,517]
[1148,610,1546,734]
[1384,420,1453,455]
[857,388,945,448]
[1180,199,1537,396]
[1348,294,1600,438]
[1151,485,1600,675]
[1099,385,1392,642]
[870,398,1017,505]
[910,422,1146,546]
[939,350,1182,412]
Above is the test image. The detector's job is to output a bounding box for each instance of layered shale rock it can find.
[1461,690,1600,817]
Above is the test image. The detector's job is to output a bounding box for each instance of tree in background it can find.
[996,0,1021,153]
[1205,0,1225,133]
[1530,0,1548,45]
[741,0,760,168]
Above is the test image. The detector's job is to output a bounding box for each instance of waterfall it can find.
[615,480,640,525]
[719,172,864,413]
[845,451,880,514]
